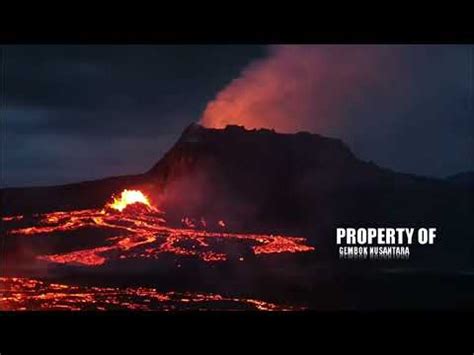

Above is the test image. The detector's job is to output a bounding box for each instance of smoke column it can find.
[200,45,398,134]
[200,45,473,177]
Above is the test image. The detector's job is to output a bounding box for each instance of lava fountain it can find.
[107,189,154,212]
[1,188,315,311]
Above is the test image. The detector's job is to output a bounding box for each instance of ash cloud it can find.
[201,45,474,177]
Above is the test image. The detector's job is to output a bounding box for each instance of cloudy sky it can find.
[2,45,266,187]
[2,45,473,187]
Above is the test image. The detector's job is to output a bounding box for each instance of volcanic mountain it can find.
[2,123,473,268]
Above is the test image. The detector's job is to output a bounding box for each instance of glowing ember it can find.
[181,217,196,228]
[0,277,303,311]
[107,189,153,212]
[2,215,23,221]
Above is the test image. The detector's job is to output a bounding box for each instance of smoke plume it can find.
[200,45,473,177]
[200,45,399,133]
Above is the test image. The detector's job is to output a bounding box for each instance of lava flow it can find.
[0,277,303,311]
[3,189,314,267]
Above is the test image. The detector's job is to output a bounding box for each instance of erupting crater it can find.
[107,189,155,212]
[3,189,315,267]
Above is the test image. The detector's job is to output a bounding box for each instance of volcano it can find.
[3,123,472,263]
[2,123,474,310]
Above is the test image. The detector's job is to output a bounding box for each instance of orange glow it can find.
[0,277,304,311]
[2,215,23,221]
[181,217,196,228]
[3,189,314,267]
[107,189,153,212]
[1,188,316,311]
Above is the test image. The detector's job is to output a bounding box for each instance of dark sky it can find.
[2,45,473,187]
[2,45,266,187]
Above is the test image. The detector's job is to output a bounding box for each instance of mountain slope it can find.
[2,123,473,267]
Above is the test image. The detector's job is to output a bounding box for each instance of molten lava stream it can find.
[2,189,315,267]
[0,277,304,311]
[1,189,315,310]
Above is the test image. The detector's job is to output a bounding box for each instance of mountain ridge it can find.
[2,123,473,267]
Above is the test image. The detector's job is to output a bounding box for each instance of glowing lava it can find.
[0,277,303,311]
[1,188,315,311]
[107,189,153,212]
[2,189,314,267]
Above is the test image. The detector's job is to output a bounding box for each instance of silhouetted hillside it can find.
[2,123,473,267]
